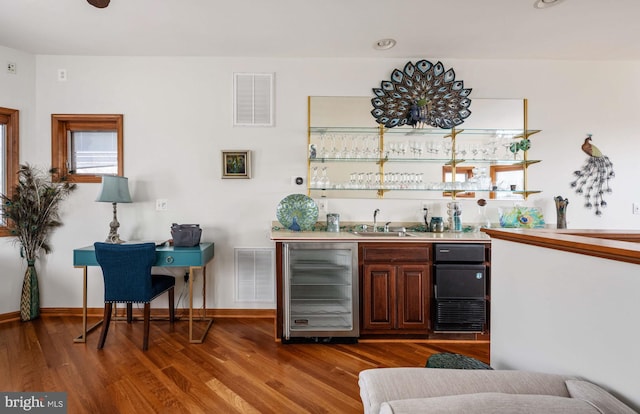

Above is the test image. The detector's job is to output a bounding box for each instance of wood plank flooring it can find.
[0,316,489,413]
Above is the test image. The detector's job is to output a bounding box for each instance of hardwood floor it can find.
[0,315,489,413]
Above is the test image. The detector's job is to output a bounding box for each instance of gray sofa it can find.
[359,368,637,414]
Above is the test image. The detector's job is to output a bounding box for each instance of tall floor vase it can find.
[20,260,40,321]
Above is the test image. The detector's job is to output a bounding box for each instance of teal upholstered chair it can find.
[94,242,175,350]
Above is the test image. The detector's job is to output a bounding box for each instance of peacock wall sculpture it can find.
[370,60,472,129]
[570,134,614,216]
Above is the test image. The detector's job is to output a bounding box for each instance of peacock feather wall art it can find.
[570,134,615,216]
[370,60,472,129]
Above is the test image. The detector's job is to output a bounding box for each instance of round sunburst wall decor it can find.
[371,60,472,129]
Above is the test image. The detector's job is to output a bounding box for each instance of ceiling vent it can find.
[233,72,274,127]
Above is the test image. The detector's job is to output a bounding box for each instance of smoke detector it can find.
[374,39,397,51]
[534,0,565,9]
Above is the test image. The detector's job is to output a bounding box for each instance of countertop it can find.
[270,224,491,243]
[482,228,640,264]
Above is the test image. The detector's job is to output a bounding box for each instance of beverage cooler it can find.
[433,243,487,332]
[282,242,359,342]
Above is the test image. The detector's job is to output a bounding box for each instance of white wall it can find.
[0,46,36,314]
[1,51,640,314]
[490,238,640,410]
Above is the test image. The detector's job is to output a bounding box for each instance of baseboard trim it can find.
[0,308,275,323]
[209,308,275,318]
[0,311,20,323]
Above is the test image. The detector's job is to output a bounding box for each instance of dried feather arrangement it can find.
[1,164,77,262]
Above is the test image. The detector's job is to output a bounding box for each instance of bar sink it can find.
[354,231,415,237]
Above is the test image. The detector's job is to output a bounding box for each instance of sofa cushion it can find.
[379,393,603,414]
[565,380,636,414]
[359,368,573,414]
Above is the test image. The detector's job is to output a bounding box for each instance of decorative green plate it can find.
[499,206,545,228]
[276,194,319,231]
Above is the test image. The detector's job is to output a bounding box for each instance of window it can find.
[442,166,475,198]
[490,165,524,200]
[51,114,123,183]
[0,106,19,237]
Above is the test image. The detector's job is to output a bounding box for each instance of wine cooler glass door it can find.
[283,242,358,339]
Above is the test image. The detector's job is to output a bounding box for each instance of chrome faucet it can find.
[373,209,380,232]
[384,221,391,232]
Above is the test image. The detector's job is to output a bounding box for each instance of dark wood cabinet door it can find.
[396,265,430,331]
[362,264,396,331]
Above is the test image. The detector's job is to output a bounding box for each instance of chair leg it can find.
[168,287,175,323]
[126,303,133,323]
[97,303,113,349]
[142,303,150,351]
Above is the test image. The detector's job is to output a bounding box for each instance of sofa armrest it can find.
[565,380,637,414]
[379,393,602,414]
[359,368,574,414]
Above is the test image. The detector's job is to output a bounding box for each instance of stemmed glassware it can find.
[320,167,330,188]
[410,141,424,158]
[315,135,326,159]
[443,140,453,158]
[348,136,359,158]
[334,135,347,159]
[501,135,514,159]
[311,166,331,189]
[357,172,365,189]
[426,140,441,158]
[348,172,358,188]
[328,134,336,159]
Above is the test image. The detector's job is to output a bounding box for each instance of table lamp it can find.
[96,175,132,243]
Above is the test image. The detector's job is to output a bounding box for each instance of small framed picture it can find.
[222,150,252,179]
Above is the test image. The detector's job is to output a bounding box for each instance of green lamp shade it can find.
[96,175,132,203]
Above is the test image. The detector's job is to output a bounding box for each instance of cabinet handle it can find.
[165,256,174,264]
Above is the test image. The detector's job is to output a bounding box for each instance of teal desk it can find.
[73,242,215,344]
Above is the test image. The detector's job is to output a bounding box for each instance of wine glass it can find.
[320,167,330,189]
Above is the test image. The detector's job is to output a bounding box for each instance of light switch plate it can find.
[156,199,168,211]
[315,198,328,214]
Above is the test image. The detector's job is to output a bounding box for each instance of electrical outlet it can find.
[633,203,640,215]
[6,62,16,74]
[156,199,168,211]
[57,69,67,82]
[315,198,328,213]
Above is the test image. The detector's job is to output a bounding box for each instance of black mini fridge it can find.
[433,244,487,332]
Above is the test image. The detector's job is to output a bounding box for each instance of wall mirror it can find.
[307,96,529,200]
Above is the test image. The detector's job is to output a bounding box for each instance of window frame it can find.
[51,114,124,183]
[442,165,475,198]
[0,106,20,237]
[489,165,524,200]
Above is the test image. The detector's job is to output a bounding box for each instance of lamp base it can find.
[105,202,125,244]
[106,233,125,244]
